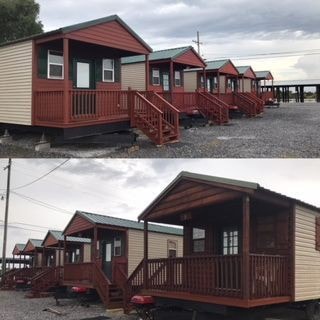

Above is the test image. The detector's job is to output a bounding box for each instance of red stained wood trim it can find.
[242,67,256,79]
[43,233,58,248]
[242,195,250,300]
[64,214,94,236]
[220,62,239,76]
[174,49,205,68]
[149,191,242,220]
[67,21,149,54]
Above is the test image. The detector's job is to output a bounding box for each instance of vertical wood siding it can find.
[295,205,320,301]
[121,63,146,91]
[183,71,197,92]
[127,229,183,276]
[0,41,33,125]
[83,244,91,262]
[174,50,205,68]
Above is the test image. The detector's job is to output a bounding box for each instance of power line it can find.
[11,191,74,216]
[0,224,46,234]
[0,159,70,192]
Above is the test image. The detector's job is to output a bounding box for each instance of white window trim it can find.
[152,68,160,86]
[174,71,181,87]
[114,237,121,257]
[102,58,115,82]
[47,50,64,80]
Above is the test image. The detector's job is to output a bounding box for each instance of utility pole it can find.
[1,158,12,276]
[192,31,203,55]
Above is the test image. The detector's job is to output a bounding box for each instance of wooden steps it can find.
[132,92,180,146]
[108,285,124,309]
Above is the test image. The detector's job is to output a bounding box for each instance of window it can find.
[200,75,205,88]
[167,240,177,258]
[152,69,160,85]
[193,228,205,253]
[48,50,64,79]
[227,78,232,89]
[174,71,181,87]
[72,248,81,263]
[316,217,320,251]
[114,237,121,256]
[213,76,218,89]
[252,80,256,89]
[256,216,275,249]
[102,59,114,82]
[223,228,239,255]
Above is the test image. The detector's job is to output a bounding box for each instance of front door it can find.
[162,73,170,91]
[74,60,95,89]
[102,241,113,280]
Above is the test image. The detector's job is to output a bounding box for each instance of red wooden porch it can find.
[127,253,289,308]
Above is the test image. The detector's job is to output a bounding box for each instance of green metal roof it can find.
[29,239,43,248]
[236,66,251,75]
[184,59,230,72]
[77,211,183,236]
[139,171,320,221]
[121,46,193,64]
[15,244,25,251]
[0,15,152,52]
[44,230,91,245]
[255,71,273,79]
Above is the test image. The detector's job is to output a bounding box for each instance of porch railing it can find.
[126,254,289,301]
[33,90,130,125]
[63,262,94,283]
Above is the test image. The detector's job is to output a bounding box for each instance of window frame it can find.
[47,50,64,80]
[174,71,181,87]
[152,68,160,86]
[222,227,239,256]
[167,240,178,258]
[114,237,122,257]
[102,58,115,83]
[192,227,206,253]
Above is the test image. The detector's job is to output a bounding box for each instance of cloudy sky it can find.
[35,0,320,81]
[1,158,320,256]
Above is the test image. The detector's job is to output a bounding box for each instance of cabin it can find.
[236,66,256,93]
[184,60,262,117]
[25,230,92,297]
[255,71,275,102]
[0,15,159,140]
[121,48,231,125]
[23,239,44,268]
[12,243,31,269]
[62,210,183,308]
[121,46,206,95]
[126,171,320,317]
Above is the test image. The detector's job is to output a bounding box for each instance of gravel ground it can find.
[0,103,319,158]
[0,290,308,320]
[0,290,133,320]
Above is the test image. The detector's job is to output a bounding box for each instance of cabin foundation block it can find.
[35,133,51,152]
[0,130,13,144]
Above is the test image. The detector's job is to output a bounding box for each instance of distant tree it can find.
[0,0,43,43]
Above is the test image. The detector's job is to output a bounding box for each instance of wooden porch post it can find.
[242,76,244,93]
[145,54,150,91]
[93,226,98,262]
[42,247,46,267]
[58,242,61,267]
[143,220,148,289]
[170,60,174,102]
[217,72,220,98]
[203,68,207,92]
[242,195,250,300]
[63,38,70,124]
[63,236,67,266]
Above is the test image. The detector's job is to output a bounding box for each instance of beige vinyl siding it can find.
[55,249,64,266]
[243,79,252,92]
[219,75,226,92]
[36,252,42,267]
[83,244,91,262]
[184,71,197,92]
[127,229,183,276]
[0,40,33,125]
[121,63,146,91]
[295,205,320,301]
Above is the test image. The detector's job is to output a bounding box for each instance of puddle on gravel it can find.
[217,136,256,140]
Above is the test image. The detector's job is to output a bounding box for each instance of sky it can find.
[35,0,320,81]
[1,158,320,256]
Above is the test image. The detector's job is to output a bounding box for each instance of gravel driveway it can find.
[0,103,319,158]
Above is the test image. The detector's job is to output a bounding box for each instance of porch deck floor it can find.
[63,280,94,289]
[140,289,291,308]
